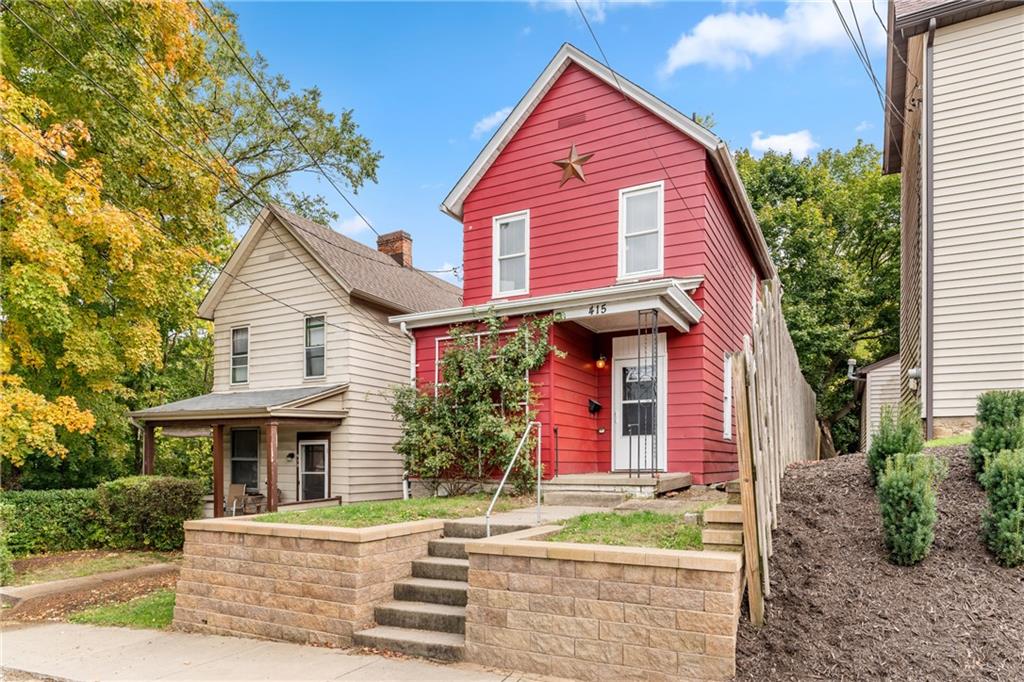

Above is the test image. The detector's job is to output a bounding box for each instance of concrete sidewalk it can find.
[0,623,537,681]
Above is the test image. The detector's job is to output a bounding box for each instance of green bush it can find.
[1,488,104,556]
[0,501,15,585]
[96,476,204,551]
[970,390,1024,480]
[868,404,924,485]
[980,449,1024,567]
[877,453,945,565]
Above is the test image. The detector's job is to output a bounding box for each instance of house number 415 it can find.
[588,303,608,315]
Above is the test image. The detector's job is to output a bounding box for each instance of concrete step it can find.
[442,520,530,539]
[393,577,468,606]
[543,491,627,507]
[704,504,743,525]
[352,626,464,661]
[412,556,469,582]
[428,537,467,559]
[374,600,466,634]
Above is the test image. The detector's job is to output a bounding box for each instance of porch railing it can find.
[485,420,541,537]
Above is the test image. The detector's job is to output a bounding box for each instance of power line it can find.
[193,1,462,291]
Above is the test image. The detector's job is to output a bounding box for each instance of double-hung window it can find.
[304,315,325,378]
[618,181,664,279]
[231,327,249,384]
[230,428,259,492]
[492,210,529,297]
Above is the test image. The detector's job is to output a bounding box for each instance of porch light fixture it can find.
[286,452,295,462]
[595,354,607,370]
[588,399,602,415]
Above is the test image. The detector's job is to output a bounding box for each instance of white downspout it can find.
[400,321,415,500]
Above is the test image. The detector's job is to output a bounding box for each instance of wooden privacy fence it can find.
[730,277,819,626]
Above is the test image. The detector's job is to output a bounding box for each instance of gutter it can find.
[924,18,936,439]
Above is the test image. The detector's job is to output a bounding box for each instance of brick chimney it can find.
[377,230,413,267]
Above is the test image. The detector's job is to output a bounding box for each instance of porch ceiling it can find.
[390,277,704,333]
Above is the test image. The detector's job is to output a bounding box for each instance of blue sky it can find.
[229,1,889,281]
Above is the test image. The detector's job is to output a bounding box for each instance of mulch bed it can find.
[736,446,1024,681]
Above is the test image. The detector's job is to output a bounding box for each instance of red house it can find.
[391,44,775,487]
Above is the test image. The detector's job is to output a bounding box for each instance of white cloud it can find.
[661,0,886,75]
[855,120,873,132]
[337,215,369,236]
[751,129,819,159]
[471,106,512,139]
[530,0,651,24]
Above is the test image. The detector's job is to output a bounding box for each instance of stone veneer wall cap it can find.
[184,516,444,542]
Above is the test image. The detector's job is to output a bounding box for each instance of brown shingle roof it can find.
[267,204,462,314]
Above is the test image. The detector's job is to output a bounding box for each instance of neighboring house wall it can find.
[861,359,901,452]
[930,7,1024,419]
[900,33,925,407]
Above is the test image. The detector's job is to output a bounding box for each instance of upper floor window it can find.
[618,181,664,279]
[492,210,529,297]
[305,315,326,378]
[231,327,249,384]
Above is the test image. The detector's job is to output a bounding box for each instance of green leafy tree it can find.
[736,143,901,454]
[392,314,562,496]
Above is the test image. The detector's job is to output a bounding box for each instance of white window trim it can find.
[723,353,734,440]
[230,325,250,386]
[492,209,530,299]
[303,314,327,380]
[617,180,665,281]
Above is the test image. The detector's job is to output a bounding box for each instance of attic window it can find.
[618,181,664,279]
[305,316,326,378]
[231,327,249,384]
[492,210,529,297]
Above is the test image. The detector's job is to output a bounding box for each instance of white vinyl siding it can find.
[931,7,1024,417]
[211,213,410,503]
[618,181,664,279]
[492,210,529,297]
[861,359,901,452]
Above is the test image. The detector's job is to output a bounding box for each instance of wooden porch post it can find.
[212,424,225,518]
[265,421,279,512]
[142,423,156,475]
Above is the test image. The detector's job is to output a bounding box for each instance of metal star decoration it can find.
[553,144,594,186]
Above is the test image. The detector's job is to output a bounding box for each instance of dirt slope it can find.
[736,447,1024,681]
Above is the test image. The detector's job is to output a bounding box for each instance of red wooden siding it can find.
[461,64,708,305]
[409,60,767,485]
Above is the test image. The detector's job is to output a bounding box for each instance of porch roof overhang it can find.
[389,278,704,334]
[129,384,349,425]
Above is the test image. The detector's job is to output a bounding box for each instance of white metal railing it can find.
[485,421,541,537]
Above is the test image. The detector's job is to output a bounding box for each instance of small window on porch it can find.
[618,182,664,279]
[493,210,529,297]
[305,315,325,378]
[231,428,259,492]
[231,327,249,384]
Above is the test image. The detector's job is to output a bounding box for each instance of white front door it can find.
[612,335,667,472]
[298,440,329,501]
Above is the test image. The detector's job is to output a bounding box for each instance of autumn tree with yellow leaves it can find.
[1,1,380,487]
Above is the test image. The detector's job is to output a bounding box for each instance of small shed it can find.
[859,355,901,452]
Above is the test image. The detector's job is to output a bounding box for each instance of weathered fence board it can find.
[731,278,818,623]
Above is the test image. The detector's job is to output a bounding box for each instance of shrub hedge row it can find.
[0,501,14,585]
[970,390,1024,480]
[980,449,1024,568]
[2,476,203,556]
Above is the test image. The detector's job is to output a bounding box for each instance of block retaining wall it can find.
[173,517,443,647]
[464,526,744,681]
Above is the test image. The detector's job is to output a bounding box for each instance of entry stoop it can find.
[545,471,692,498]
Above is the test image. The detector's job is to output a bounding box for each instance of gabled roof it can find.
[857,354,900,376]
[198,205,462,320]
[440,43,776,280]
[130,384,348,421]
[883,0,1023,173]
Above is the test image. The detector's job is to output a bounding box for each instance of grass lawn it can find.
[547,511,703,551]
[924,433,972,448]
[69,589,176,629]
[254,493,531,528]
[12,550,180,587]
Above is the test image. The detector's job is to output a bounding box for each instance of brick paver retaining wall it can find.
[174,517,443,647]
[464,527,744,681]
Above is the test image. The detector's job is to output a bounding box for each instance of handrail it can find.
[485,421,541,537]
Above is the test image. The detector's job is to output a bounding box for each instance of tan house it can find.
[884,0,1024,438]
[131,205,462,514]
[857,355,901,452]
